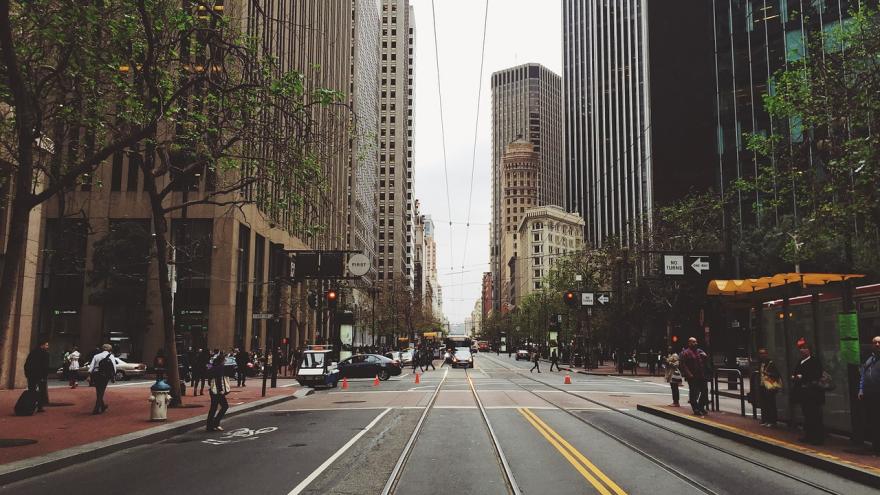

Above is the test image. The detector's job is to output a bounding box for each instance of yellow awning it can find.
[422,332,438,338]
[707,273,865,296]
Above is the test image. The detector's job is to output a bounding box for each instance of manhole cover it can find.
[288,443,308,448]
[333,400,367,404]
[0,439,37,448]
[44,402,75,407]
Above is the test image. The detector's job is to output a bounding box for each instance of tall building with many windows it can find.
[377,0,416,288]
[499,139,540,311]
[563,0,716,248]
[490,63,562,311]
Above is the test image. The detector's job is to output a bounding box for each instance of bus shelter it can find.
[707,273,871,435]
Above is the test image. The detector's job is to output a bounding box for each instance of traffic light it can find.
[307,292,318,309]
[671,335,679,344]
[564,290,577,308]
[325,289,338,309]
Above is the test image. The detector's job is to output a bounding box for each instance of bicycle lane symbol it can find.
[202,427,279,446]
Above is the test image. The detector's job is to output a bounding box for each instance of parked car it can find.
[336,354,401,381]
[515,349,530,361]
[385,350,414,366]
[58,357,147,382]
[450,348,474,368]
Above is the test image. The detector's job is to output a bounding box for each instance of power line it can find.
[430,0,454,272]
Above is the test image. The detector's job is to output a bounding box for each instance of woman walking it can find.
[664,346,682,407]
[206,353,231,432]
[758,348,782,427]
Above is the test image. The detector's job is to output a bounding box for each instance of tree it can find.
[743,5,880,278]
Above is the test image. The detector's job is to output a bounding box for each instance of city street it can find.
[3,353,873,495]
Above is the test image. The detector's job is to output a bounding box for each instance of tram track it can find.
[482,354,843,495]
[380,366,520,495]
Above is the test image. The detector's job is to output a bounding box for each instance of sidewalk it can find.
[0,378,298,472]
[638,403,880,486]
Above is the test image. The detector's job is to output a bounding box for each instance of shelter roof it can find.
[707,273,865,296]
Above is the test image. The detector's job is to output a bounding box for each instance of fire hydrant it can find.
[149,379,172,421]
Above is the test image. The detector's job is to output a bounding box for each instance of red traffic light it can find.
[326,290,338,301]
[564,291,577,307]
[281,338,289,345]
[671,335,679,343]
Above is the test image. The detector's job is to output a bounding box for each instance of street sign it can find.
[252,313,274,320]
[661,253,718,278]
[663,255,685,275]
[347,253,370,277]
[596,292,612,305]
[581,292,594,306]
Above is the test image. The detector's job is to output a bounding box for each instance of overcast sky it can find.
[410,0,562,324]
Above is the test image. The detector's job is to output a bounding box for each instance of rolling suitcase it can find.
[14,389,40,416]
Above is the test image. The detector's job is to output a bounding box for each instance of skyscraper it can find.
[563,0,716,248]
[377,0,416,288]
[499,139,540,310]
[490,63,563,311]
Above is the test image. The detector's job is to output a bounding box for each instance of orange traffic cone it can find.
[415,372,421,384]
[373,375,380,386]
[564,374,572,385]
[341,377,349,389]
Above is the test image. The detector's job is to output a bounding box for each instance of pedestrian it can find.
[680,337,709,416]
[648,349,657,376]
[791,341,825,445]
[192,348,209,395]
[424,347,435,371]
[549,349,560,372]
[88,344,117,415]
[235,348,249,387]
[530,349,541,373]
[858,336,880,455]
[153,349,166,381]
[68,346,81,388]
[206,353,231,432]
[664,346,682,407]
[616,349,625,375]
[758,348,782,427]
[24,341,50,412]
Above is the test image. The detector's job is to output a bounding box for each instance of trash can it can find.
[149,379,172,421]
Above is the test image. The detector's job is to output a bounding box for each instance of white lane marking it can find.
[269,407,425,412]
[287,407,392,495]
[566,390,670,396]
[328,390,428,394]
[567,408,632,412]
[433,405,478,409]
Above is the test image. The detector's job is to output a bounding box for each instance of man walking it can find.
[680,337,709,416]
[549,349,560,372]
[424,347,435,371]
[530,349,541,373]
[858,336,880,455]
[68,346,81,388]
[24,341,51,412]
[235,348,249,387]
[88,344,117,415]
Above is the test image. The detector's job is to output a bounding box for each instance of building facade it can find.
[377,0,417,288]
[490,63,563,312]
[563,0,715,248]
[499,139,540,311]
[515,205,585,305]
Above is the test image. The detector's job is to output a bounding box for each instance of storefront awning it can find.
[707,273,865,296]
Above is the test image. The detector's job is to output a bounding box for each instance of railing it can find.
[710,367,754,417]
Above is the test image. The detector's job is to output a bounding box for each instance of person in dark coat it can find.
[791,341,825,445]
[235,348,250,386]
[758,348,782,427]
[680,337,709,416]
[530,349,541,373]
[206,353,230,432]
[192,348,210,395]
[858,336,880,454]
[24,341,50,411]
[549,349,560,372]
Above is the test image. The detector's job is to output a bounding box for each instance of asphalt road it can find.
[3,354,874,495]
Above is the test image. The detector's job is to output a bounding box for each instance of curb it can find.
[0,391,297,486]
[636,404,880,488]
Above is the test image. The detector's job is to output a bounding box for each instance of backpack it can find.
[97,353,115,381]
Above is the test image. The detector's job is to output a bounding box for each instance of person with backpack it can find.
[88,344,117,415]
[67,346,81,388]
[23,341,51,413]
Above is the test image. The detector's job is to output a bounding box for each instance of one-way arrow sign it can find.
[690,257,710,275]
[596,292,612,305]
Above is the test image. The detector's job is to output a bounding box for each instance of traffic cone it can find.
[373,375,380,386]
[341,377,348,390]
[564,374,572,385]
[415,372,420,384]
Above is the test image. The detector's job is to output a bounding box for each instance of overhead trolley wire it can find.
[429,0,455,272]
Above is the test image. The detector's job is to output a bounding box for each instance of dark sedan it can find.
[336,354,402,381]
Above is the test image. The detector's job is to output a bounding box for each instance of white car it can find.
[58,357,146,382]
[450,348,474,368]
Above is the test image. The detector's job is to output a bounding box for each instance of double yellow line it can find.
[517,408,627,495]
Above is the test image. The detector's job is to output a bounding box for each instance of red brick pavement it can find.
[0,381,295,465]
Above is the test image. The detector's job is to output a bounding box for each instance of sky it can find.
[410,0,562,325]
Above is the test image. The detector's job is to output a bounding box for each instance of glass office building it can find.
[712,0,863,226]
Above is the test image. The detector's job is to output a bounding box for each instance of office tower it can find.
[563,0,716,248]
[490,63,563,311]
[378,0,416,288]
[499,139,540,310]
